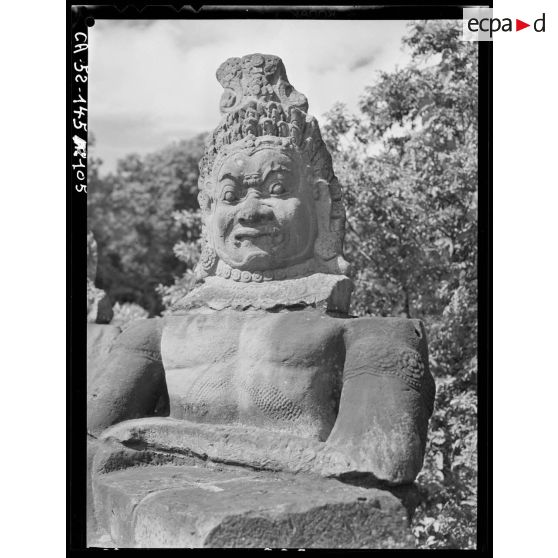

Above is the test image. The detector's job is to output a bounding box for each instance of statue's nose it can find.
[237,195,273,225]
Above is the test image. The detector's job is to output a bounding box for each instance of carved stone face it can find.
[210,147,317,272]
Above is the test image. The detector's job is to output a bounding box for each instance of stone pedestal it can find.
[89,463,418,549]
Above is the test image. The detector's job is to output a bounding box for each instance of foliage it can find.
[322,20,478,549]
[155,208,202,313]
[87,134,206,315]
[111,302,149,328]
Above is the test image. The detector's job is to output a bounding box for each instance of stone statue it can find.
[87,231,113,324]
[86,54,435,549]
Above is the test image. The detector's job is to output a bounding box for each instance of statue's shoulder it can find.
[87,318,168,435]
[344,317,427,356]
[87,318,164,385]
[111,317,164,360]
[341,316,433,402]
[87,323,122,383]
[87,323,122,352]
[343,316,427,350]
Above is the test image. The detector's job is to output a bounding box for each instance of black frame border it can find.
[68,2,492,554]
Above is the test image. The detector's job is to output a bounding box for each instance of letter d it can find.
[534,13,545,32]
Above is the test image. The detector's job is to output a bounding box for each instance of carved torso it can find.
[162,308,346,441]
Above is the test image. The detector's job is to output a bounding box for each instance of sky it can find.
[89,19,413,174]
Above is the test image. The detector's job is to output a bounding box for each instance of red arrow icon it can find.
[516,19,530,31]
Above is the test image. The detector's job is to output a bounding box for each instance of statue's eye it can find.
[222,189,238,203]
[270,183,286,195]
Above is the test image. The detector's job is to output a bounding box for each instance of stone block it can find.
[91,465,417,548]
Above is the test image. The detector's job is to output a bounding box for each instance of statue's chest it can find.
[161,309,345,439]
[162,309,343,369]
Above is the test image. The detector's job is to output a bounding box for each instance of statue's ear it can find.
[313,178,328,201]
[197,191,212,213]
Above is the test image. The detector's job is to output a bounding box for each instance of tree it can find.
[322,20,478,549]
[87,134,206,315]
[155,206,202,312]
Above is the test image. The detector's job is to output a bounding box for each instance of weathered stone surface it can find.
[161,308,344,442]
[91,464,417,549]
[87,231,113,324]
[324,317,435,483]
[173,273,353,313]
[87,319,168,436]
[159,309,432,484]
[87,436,115,547]
[87,323,121,384]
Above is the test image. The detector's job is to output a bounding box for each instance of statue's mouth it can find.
[233,226,283,244]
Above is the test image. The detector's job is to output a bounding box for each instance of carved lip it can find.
[233,226,282,241]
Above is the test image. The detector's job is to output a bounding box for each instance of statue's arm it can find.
[87,318,169,436]
[322,317,435,485]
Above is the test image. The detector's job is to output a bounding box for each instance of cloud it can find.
[90,113,198,169]
[350,54,378,71]
[89,19,412,173]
